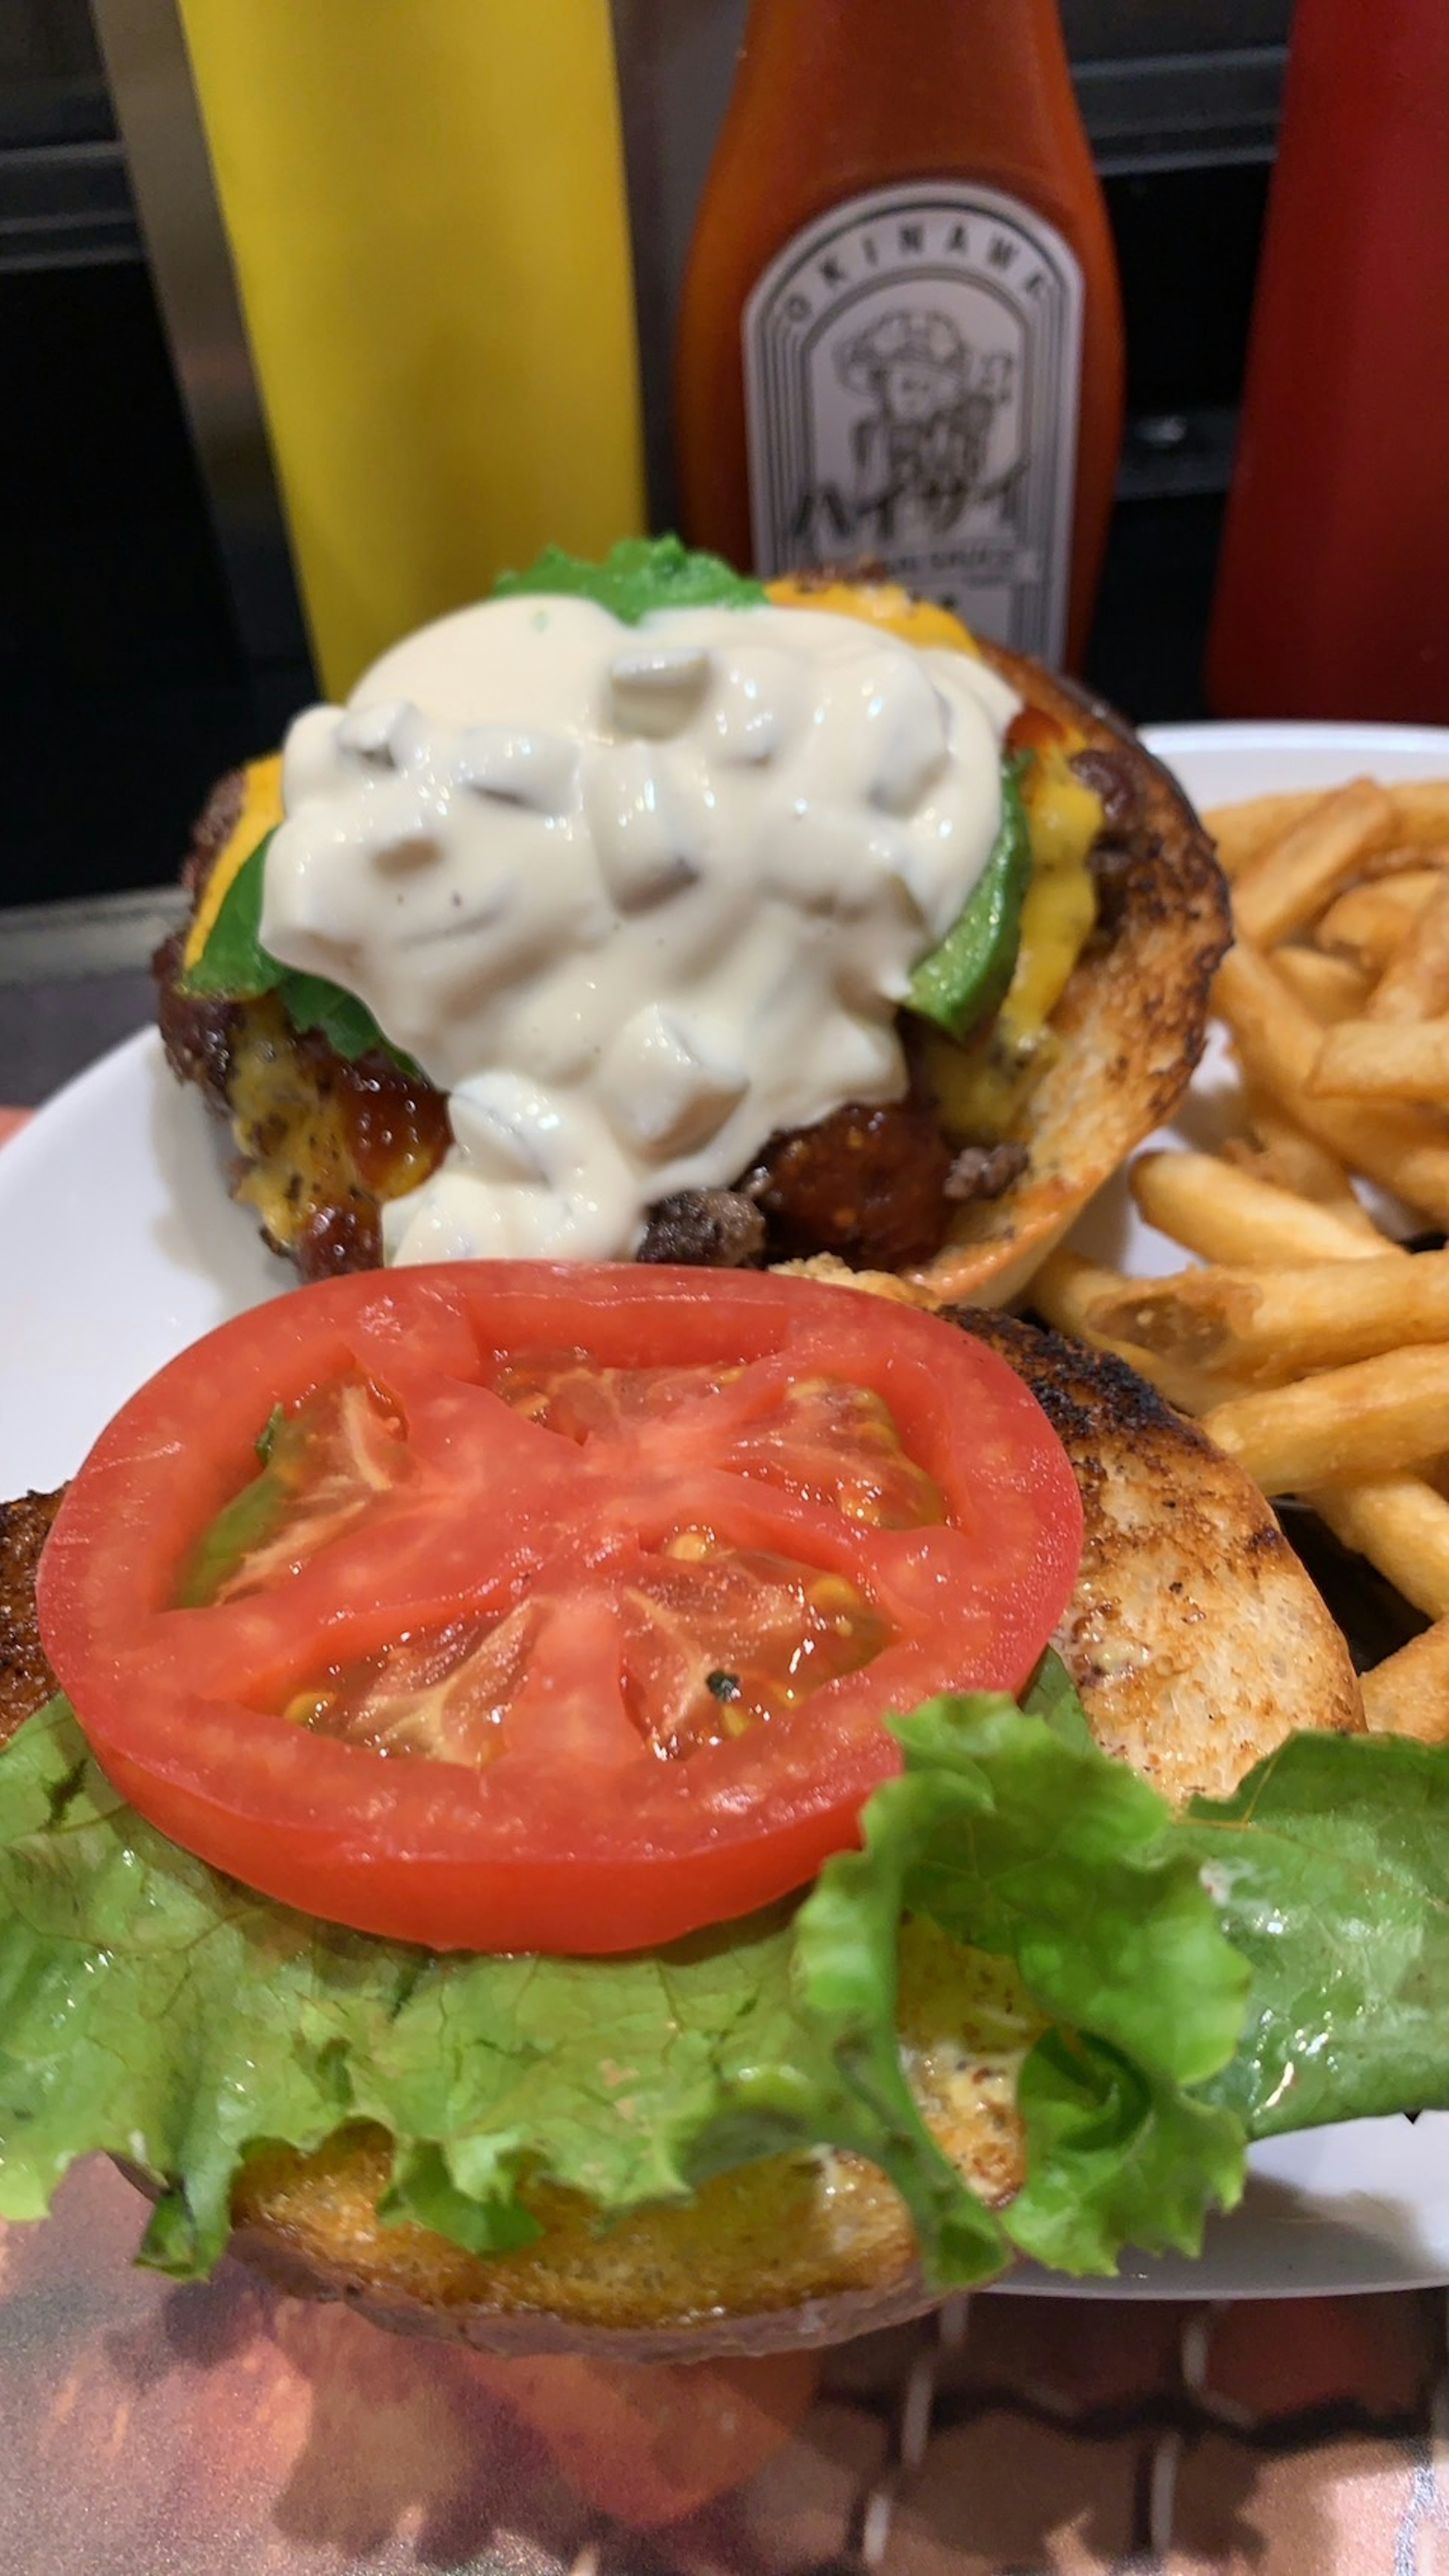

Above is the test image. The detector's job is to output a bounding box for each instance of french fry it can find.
[1361,1616,1449,1741]
[1030,1247,1131,1340]
[1355,842,1449,881]
[1232,778,1397,947]
[1098,773,1449,1724]
[1201,1345,1449,1492]
[1202,790,1329,878]
[1308,1477,1449,1622]
[1271,947,1373,1024]
[1315,871,1442,970]
[1391,781,1449,849]
[1309,1014,1449,1104]
[1221,1089,1381,1223]
[1213,941,1449,1223]
[1367,873,1449,1023]
[1131,1149,1402,1266]
[1029,1249,1246,1415]
[1086,1251,1449,1384]
[1218,1133,1367,1218]
[1203,782,1449,878]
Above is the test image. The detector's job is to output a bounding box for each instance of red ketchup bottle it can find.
[675,0,1124,669]
[1206,0,1449,721]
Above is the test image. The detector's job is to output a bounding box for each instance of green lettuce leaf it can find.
[271,971,415,1066]
[811,1689,1249,2275]
[1183,1729,1449,2138]
[1021,1642,1096,1748]
[0,1672,1252,2286]
[492,534,766,622]
[0,1701,810,2275]
[181,828,277,999]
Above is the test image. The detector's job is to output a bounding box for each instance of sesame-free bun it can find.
[908,646,1231,1309]
[214,1314,1358,2359]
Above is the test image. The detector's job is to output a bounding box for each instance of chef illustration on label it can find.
[743,185,1085,658]
[836,310,1015,539]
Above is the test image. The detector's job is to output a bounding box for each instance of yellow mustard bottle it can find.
[175,0,647,696]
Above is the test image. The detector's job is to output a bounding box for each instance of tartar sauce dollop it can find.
[260,595,1019,1262]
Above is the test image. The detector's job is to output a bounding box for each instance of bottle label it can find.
[743,183,1084,661]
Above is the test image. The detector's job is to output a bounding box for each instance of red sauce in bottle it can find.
[675,0,1124,668]
[1207,0,1449,721]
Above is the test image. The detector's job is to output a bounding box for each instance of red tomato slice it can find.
[36,1265,1083,1955]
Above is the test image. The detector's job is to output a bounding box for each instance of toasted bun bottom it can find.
[909,649,1231,1308]
[217,1316,1360,2358]
[228,2137,951,2362]
[159,639,1225,1310]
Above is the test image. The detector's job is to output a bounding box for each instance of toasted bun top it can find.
[159,624,1227,1304]
[909,647,1231,1308]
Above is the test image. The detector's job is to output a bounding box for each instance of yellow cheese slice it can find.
[765,575,982,655]
[925,740,1104,1141]
[182,754,286,973]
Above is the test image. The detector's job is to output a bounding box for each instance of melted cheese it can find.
[926,738,1103,1140]
[765,574,985,657]
[181,754,285,971]
[1009,751,1103,1030]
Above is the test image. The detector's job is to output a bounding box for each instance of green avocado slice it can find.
[906,761,1031,1045]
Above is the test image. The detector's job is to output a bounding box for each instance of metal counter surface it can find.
[2,2156,1447,2576]
[0,886,179,1102]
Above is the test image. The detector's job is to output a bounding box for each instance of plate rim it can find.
[1143,716,1449,760]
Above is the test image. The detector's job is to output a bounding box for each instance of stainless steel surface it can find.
[0,2159,1443,2574]
[1060,0,1291,52]
[0,886,182,982]
[86,0,310,673]
[0,888,180,1104]
[0,0,132,263]
[0,134,136,267]
[1076,45,1286,172]
[0,969,155,1103]
[1118,403,1240,501]
[0,0,102,85]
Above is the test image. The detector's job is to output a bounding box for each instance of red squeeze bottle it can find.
[1206,0,1449,721]
[675,0,1124,669]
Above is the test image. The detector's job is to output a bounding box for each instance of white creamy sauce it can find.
[260,595,1019,1262]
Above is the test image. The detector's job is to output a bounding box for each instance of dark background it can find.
[0,0,1292,912]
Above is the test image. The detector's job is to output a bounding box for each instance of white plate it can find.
[5,719,1449,2299]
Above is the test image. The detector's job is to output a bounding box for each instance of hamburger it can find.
[4,1262,1444,2361]
[154,538,1229,1304]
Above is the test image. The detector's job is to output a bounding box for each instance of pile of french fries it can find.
[1034,773,1449,1741]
